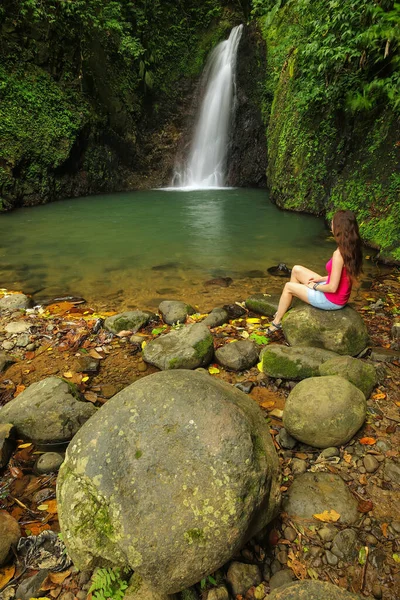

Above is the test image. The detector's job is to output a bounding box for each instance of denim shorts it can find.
[307,283,344,310]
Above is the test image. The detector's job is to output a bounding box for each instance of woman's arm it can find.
[308,275,328,283]
[309,250,343,293]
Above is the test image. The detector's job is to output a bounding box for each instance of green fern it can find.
[89,568,129,600]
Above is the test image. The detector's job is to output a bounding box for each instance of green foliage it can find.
[89,568,129,600]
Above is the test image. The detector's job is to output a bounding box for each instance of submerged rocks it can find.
[57,370,280,593]
[215,340,259,371]
[319,356,377,398]
[268,580,367,599]
[282,305,369,355]
[159,301,195,325]
[283,473,359,525]
[260,346,337,380]
[104,311,152,334]
[143,323,214,370]
[0,377,96,443]
[283,376,366,448]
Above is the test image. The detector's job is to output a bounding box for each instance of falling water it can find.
[172,25,243,189]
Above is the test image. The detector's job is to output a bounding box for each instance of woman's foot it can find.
[266,321,282,335]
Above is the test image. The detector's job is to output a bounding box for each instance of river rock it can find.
[383,460,400,486]
[143,323,214,370]
[319,356,377,398]
[369,347,400,363]
[269,570,295,591]
[268,580,367,599]
[57,370,280,592]
[0,511,21,565]
[215,340,259,371]
[207,586,229,600]
[0,352,15,373]
[226,562,262,597]
[0,293,32,312]
[202,308,229,328]
[282,305,369,356]
[283,472,359,524]
[159,301,195,325]
[5,321,31,334]
[124,573,177,600]
[331,529,358,560]
[261,346,337,380]
[245,294,280,317]
[0,424,15,468]
[104,311,152,334]
[36,452,64,474]
[0,377,96,443]
[283,376,366,448]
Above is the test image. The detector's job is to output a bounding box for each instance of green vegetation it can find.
[89,567,129,600]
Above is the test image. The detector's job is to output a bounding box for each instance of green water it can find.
[0,188,346,309]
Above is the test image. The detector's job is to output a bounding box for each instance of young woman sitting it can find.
[266,210,363,335]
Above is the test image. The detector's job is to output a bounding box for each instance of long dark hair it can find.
[332,210,363,280]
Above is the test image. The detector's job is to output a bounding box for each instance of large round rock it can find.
[283,376,366,448]
[57,370,280,593]
[268,580,368,599]
[282,305,369,356]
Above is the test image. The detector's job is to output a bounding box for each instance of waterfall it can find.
[172,25,243,189]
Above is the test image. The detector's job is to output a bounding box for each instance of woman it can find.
[266,210,363,335]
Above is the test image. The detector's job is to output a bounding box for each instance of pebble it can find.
[2,340,15,350]
[308,546,322,557]
[35,452,64,474]
[376,439,391,452]
[207,586,229,600]
[16,334,30,347]
[270,559,281,575]
[235,381,254,394]
[319,447,340,458]
[283,526,297,542]
[25,343,36,351]
[325,549,339,566]
[391,521,400,533]
[130,335,144,344]
[278,428,296,449]
[269,569,294,591]
[372,584,383,599]
[291,458,307,475]
[276,550,288,564]
[317,526,336,543]
[137,360,147,372]
[365,534,378,546]
[364,454,379,473]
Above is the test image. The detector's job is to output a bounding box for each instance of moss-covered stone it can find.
[245,294,280,317]
[319,356,377,398]
[261,346,337,380]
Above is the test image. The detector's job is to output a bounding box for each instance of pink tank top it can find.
[324,258,352,305]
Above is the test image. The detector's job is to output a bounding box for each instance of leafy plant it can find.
[89,568,129,600]
[200,574,218,589]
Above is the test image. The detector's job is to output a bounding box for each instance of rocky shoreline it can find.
[0,270,399,600]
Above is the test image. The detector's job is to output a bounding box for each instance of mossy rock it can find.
[283,376,366,448]
[260,345,337,380]
[319,356,377,398]
[104,311,153,334]
[245,294,280,317]
[268,580,368,599]
[282,305,369,356]
[159,301,195,326]
[57,370,280,592]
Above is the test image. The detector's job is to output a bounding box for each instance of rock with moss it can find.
[159,301,195,325]
[143,323,214,370]
[0,377,96,443]
[283,376,366,448]
[125,573,177,600]
[268,580,368,599]
[260,345,337,380]
[57,370,280,593]
[319,356,377,398]
[282,305,369,356]
[104,311,153,334]
[215,340,259,371]
[245,294,280,317]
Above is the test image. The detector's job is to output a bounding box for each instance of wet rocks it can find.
[261,346,337,380]
[319,356,377,398]
[282,305,369,355]
[215,340,259,371]
[283,473,359,524]
[226,562,262,597]
[202,308,229,328]
[363,455,379,473]
[0,293,32,312]
[268,580,367,599]
[159,301,195,325]
[0,511,21,565]
[57,370,280,593]
[204,277,233,288]
[0,423,15,468]
[104,311,152,334]
[245,294,280,317]
[143,323,214,370]
[283,376,366,448]
[0,377,96,443]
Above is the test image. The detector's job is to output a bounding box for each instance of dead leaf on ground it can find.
[0,565,15,588]
[360,437,377,445]
[287,549,307,579]
[357,499,373,513]
[313,509,341,522]
[40,570,71,590]
[84,392,98,403]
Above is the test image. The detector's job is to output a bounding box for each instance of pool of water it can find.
[0,189,374,311]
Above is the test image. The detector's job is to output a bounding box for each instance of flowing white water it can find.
[172,25,243,189]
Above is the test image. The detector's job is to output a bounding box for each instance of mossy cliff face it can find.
[0,1,244,210]
[258,0,400,261]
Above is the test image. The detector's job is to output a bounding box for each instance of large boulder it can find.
[283,472,359,525]
[143,323,214,370]
[159,301,195,325]
[268,580,368,599]
[0,377,96,443]
[260,346,337,380]
[283,376,366,448]
[282,305,369,356]
[57,370,281,593]
[319,356,377,398]
[245,294,280,317]
[215,340,259,371]
[104,311,152,334]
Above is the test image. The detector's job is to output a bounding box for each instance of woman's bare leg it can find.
[273,282,311,325]
[290,264,322,285]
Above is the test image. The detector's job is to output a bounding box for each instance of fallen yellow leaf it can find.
[0,564,15,588]
[313,509,341,522]
[208,366,220,375]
